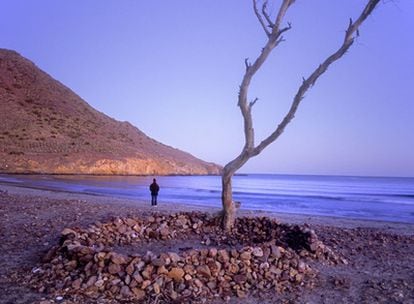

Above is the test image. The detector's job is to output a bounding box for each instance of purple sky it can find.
[1,1,413,177]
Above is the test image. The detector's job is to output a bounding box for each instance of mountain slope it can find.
[0,49,221,175]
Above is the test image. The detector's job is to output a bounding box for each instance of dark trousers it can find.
[151,194,158,206]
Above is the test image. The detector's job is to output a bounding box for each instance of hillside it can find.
[0,49,221,175]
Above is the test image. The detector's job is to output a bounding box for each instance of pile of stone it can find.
[30,212,342,302]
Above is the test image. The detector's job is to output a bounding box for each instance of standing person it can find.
[149,178,160,206]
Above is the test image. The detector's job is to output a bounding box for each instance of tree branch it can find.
[253,0,380,155]
[272,0,294,37]
[244,58,251,71]
[249,97,259,109]
[253,0,271,36]
[236,0,295,155]
[262,1,274,28]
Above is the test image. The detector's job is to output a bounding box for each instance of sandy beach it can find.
[1,183,413,304]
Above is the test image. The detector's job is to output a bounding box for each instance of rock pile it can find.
[30,212,342,302]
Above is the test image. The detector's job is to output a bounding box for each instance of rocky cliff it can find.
[0,49,221,175]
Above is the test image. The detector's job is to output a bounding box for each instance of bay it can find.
[1,174,413,223]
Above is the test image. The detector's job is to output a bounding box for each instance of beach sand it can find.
[1,183,413,303]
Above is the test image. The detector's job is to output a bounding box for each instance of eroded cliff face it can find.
[0,49,221,175]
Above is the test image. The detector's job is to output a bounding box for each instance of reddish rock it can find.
[168,267,185,282]
[168,252,181,263]
[196,265,212,279]
[120,286,132,297]
[218,249,230,263]
[108,263,122,274]
[132,288,146,300]
[126,262,135,275]
[240,251,252,260]
[234,274,247,284]
[111,253,128,265]
[152,257,166,267]
[252,247,264,257]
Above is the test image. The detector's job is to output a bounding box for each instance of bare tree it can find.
[221,0,380,230]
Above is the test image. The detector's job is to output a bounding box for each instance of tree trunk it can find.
[221,154,249,231]
[221,171,236,231]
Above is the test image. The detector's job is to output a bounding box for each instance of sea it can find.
[1,174,413,223]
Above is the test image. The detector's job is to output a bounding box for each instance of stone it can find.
[61,228,78,237]
[152,257,166,267]
[234,274,247,284]
[169,290,178,300]
[86,275,97,287]
[132,288,146,300]
[168,252,181,263]
[252,247,264,257]
[132,270,143,283]
[125,218,137,226]
[271,245,282,258]
[184,274,192,281]
[298,261,306,273]
[208,261,222,276]
[111,253,128,265]
[71,279,81,289]
[143,251,156,263]
[142,265,154,280]
[168,267,185,282]
[157,265,168,275]
[126,262,135,275]
[135,260,146,271]
[125,275,131,285]
[42,246,58,262]
[141,280,151,289]
[94,279,105,288]
[184,264,195,275]
[153,282,161,294]
[108,263,122,274]
[309,242,319,252]
[194,278,203,288]
[109,285,119,294]
[240,251,252,260]
[159,228,170,237]
[207,281,217,290]
[96,252,107,261]
[227,263,239,274]
[118,225,127,234]
[64,260,77,271]
[218,249,230,263]
[236,289,247,298]
[130,280,138,288]
[120,286,131,297]
[295,273,303,283]
[289,268,298,278]
[209,247,218,258]
[196,265,211,279]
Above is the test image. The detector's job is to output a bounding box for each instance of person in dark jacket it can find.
[149,178,160,206]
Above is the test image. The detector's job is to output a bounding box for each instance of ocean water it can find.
[1,174,414,223]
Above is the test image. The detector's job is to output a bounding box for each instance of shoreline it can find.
[1,183,413,235]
